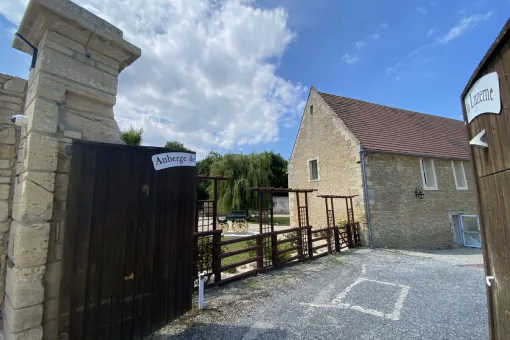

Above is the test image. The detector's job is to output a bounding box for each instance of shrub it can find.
[120,125,143,145]
[196,237,213,273]
[336,217,349,227]
[284,231,300,246]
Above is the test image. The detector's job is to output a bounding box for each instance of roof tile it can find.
[318,91,471,160]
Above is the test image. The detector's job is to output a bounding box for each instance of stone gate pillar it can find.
[6,1,141,339]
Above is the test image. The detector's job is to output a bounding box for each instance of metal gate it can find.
[57,141,196,339]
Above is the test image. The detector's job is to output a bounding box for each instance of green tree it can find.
[264,151,288,188]
[164,140,190,151]
[209,153,271,212]
[196,152,222,200]
[120,125,143,146]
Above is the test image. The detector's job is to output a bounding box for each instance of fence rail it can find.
[193,222,362,288]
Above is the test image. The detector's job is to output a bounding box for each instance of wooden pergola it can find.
[317,194,358,228]
[248,187,317,233]
[195,175,231,232]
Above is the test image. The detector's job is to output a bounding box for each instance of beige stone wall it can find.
[367,152,478,249]
[0,74,27,307]
[5,1,141,339]
[288,88,366,234]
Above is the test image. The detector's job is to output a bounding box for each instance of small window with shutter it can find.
[419,158,438,190]
[452,161,468,190]
[309,158,319,181]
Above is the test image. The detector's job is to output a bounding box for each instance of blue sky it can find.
[0,0,509,159]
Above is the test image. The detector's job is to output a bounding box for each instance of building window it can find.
[452,161,468,190]
[419,158,438,190]
[310,105,314,115]
[309,158,319,181]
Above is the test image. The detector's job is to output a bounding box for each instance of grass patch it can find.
[273,216,290,226]
[246,279,259,289]
[245,215,290,226]
[221,236,295,271]
[221,236,252,269]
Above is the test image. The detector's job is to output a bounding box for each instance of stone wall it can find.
[5,1,141,339]
[367,152,478,249]
[0,75,27,307]
[273,196,289,214]
[288,87,366,234]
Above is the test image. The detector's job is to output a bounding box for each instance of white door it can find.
[452,215,464,245]
[461,215,481,248]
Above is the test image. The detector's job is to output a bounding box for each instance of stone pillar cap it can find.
[13,0,141,71]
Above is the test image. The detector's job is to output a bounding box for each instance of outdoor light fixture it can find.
[415,186,424,199]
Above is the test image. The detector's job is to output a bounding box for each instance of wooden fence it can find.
[193,222,362,288]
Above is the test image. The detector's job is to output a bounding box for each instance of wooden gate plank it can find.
[150,169,163,333]
[160,169,172,327]
[175,167,186,317]
[130,150,147,340]
[180,167,195,315]
[97,146,122,340]
[83,147,110,339]
[167,168,180,324]
[68,145,97,339]
[122,150,142,340]
[58,142,85,338]
[108,148,131,340]
[141,157,157,338]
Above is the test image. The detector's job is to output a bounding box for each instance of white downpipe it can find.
[198,272,205,309]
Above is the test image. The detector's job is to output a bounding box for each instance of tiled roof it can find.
[318,91,471,160]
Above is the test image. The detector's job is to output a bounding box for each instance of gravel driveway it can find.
[152,248,488,340]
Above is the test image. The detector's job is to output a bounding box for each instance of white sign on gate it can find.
[464,72,501,123]
[152,152,196,170]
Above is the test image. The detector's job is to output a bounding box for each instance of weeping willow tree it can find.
[208,153,272,213]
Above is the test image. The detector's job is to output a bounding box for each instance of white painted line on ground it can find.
[386,285,410,321]
[331,277,365,304]
[301,278,410,321]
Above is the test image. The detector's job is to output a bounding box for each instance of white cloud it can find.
[370,34,380,40]
[386,62,402,75]
[426,28,435,37]
[341,53,360,64]
[417,7,427,15]
[0,0,306,157]
[0,1,26,23]
[439,11,493,44]
[408,42,437,57]
[380,23,389,29]
[355,41,367,49]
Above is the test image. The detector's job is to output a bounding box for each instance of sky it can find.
[0,0,509,159]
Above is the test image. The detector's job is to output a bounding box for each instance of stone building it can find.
[288,87,479,249]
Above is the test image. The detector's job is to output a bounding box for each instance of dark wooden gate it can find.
[460,18,510,340]
[57,141,196,339]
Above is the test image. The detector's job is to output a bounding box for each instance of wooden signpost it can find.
[460,18,510,340]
